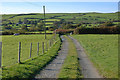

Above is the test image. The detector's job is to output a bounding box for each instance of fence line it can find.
[2,35,57,66]
[18,42,21,63]
[42,42,44,54]
[46,41,47,51]
[37,42,39,56]
[0,42,2,67]
[29,43,32,59]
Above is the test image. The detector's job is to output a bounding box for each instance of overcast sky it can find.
[0,2,118,14]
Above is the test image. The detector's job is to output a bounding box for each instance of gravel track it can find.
[68,35,102,78]
[34,36,69,79]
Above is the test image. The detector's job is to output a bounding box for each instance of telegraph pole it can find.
[43,6,46,39]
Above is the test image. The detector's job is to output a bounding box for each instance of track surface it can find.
[35,36,69,78]
[68,35,102,78]
[34,35,102,79]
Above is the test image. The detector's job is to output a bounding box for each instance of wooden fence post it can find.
[55,29,56,40]
[37,42,39,56]
[18,42,21,63]
[49,40,51,48]
[0,42,2,67]
[30,43,32,58]
[42,42,44,53]
[54,35,56,40]
[46,41,47,51]
[51,38,53,46]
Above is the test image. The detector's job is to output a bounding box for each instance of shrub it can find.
[74,26,119,34]
[103,22,114,26]
[2,31,14,35]
[56,29,74,35]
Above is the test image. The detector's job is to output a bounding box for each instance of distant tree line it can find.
[56,21,120,34]
[74,22,120,34]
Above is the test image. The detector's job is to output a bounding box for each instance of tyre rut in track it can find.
[34,35,69,78]
[68,35,102,78]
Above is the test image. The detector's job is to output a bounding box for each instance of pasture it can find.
[72,34,118,78]
[45,19,60,21]
[2,34,54,66]
[2,35,61,78]
[2,13,119,35]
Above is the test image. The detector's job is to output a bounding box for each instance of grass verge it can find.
[58,35,83,79]
[2,36,61,79]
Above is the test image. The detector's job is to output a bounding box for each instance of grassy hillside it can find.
[2,13,119,29]
[72,34,118,78]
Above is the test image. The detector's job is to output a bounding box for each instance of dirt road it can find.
[34,36,69,78]
[34,35,102,79]
[68,35,102,78]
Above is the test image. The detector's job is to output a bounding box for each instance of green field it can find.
[45,22,53,25]
[2,35,61,78]
[45,19,61,21]
[72,34,118,78]
[2,34,54,66]
[2,13,119,31]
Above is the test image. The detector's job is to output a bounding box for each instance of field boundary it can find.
[2,34,57,67]
[2,35,61,79]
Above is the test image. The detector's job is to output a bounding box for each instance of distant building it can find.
[14,33,19,35]
[70,32,72,35]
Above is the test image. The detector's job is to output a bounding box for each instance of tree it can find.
[21,25,29,31]
[65,24,72,29]
[18,19,22,24]
[38,22,44,29]
[29,25,37,31]
[4,25,12,30]
[53,21,59,30]
[23,19,28,24]
[104,22,114,26]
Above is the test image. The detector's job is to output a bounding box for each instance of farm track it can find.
[33,35,102,79]
[68,35,102,78]
[34,35,69,78]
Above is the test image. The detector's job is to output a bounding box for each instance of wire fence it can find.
[2,34,58,67]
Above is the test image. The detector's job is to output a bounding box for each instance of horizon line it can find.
[0,12,118,15]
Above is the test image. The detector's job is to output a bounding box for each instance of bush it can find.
[18,30,26,34]
[103,22,114,26]
[2,31,14,35]
[56,29,74,35]
[74,26,120,34]
[48,27,54,31]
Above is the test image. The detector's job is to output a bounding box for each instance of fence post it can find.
[30,43,32,58]
[37,42,39,56]
[42,42,44,53]
[0,42,2,67]
[46,41,48,51]
[18,42,21,63]
[55,29,56,40]
[51,38,53,46]
[49,40,51,48]
[54,35,56,40]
